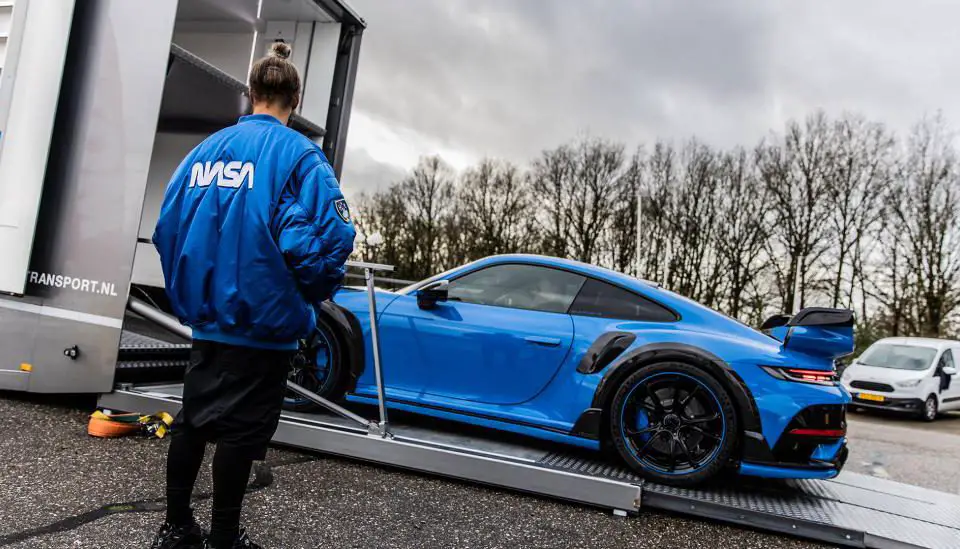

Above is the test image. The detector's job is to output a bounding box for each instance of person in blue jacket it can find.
[150,41,355,549]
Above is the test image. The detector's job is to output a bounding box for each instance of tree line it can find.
[351,111,960,352]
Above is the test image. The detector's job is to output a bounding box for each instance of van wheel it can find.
[921,395,938,422]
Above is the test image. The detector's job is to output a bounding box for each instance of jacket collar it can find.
[239,113,284,125]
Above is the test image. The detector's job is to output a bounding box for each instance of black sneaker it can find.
[150,520,207,548]
[203,528,262,549]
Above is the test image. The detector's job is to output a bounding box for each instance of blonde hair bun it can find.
[269,41,292,60]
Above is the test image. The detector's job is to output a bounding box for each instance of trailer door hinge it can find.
[64,345,80,360]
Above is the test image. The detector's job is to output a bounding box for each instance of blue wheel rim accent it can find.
[620,372,726,476]
[284,330,333,406]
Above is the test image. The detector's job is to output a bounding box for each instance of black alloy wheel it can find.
[610,362,738,486]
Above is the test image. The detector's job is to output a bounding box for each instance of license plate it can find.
[857,393,885,402]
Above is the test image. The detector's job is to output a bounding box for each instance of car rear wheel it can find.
[609,362,738,486]
[283,317,346,412]
[921,395,938,422]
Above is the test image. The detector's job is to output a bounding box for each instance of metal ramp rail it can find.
[99,262,960,549]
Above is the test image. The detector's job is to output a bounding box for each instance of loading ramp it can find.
[99,381,960,549]
[98,263,960,549]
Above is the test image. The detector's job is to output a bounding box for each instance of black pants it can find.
[165,340,293,547]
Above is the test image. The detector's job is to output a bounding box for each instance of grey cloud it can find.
[339,147,409,198]
[346,0,960,167]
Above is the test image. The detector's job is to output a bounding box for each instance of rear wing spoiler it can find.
[761,307,855,360]
[761,307,854,330]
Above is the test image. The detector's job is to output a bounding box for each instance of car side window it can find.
[446,264,586,314]
[568,278,677,322]
[940,349,955,370]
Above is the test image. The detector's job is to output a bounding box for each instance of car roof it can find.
[872,337,960,350]
[400,253,777,346]
[478,254,662,290]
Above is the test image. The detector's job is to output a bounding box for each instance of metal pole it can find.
[128,297,191,340]
[634,191,642,277]
[792,255,803,314]
[286,380,370,428]
[663,240,671,288]
[365,267,389,435]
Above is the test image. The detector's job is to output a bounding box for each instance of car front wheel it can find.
[609,362,738,486]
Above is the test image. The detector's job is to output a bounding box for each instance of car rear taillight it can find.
[762,366,838,386]
[787,369,835,383]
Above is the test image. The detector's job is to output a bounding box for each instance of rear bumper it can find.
[740,403,848,479]
[740,440,848,480]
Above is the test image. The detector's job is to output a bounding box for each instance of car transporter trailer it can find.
[1,1,959,548]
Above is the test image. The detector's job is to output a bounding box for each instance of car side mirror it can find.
[943,366,957,376]
[417,280,449,310]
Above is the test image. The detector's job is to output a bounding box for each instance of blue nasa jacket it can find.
[153,114,356,350]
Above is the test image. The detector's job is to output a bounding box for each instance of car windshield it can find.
[857,343,937,371]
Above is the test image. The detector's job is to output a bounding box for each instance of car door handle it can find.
[525,336,562,347]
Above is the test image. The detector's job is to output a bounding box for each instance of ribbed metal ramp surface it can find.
[540,452,960,549]
[118,330,190,357]
[115,331,190,382]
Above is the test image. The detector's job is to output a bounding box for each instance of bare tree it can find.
[888,115,960,336]
[871,215,915,336]
[714,147,771,319]
[636,141,679,283]
[352,187,413,275]
[531,137,629,264]
[605,150,643,274]
[400,156,457,278]
[441,193,471,269]
[531,145,576,258]
[757,111,837,312]
[661,139,723,305]
[566,138,629,264]
[458,159,537,260]
[353,156,457,280]
[826,115,894,310]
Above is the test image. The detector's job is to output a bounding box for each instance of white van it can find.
[841,337,960,421]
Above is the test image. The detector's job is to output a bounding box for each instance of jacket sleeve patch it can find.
[334,198,352,223]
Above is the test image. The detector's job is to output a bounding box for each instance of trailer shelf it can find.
[158,44,325,139]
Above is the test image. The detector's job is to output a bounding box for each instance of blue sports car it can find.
[285,254,854,486]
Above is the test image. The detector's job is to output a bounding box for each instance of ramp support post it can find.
[353,260,393,437]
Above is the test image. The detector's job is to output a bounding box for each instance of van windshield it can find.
[858,343,937,371]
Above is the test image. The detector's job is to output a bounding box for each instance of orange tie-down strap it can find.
[87,410,174,439]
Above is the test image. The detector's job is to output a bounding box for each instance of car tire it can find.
[921,395,938,422]
[283,317,347,412]
[609,362,738,487]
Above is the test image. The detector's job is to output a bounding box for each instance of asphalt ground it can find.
[844,408,960,494]
[0,392,829,549]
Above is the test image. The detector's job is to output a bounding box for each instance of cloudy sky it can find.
[338,0,960,197]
